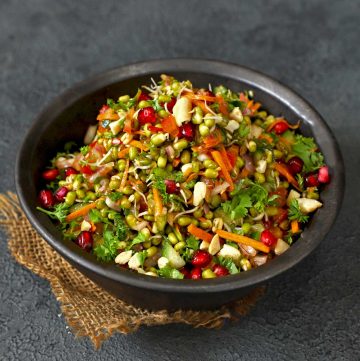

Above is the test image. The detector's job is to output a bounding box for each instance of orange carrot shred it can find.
[187,224,213,243]
[153,187,163,217]
[118,147,129,158]
[66,203,97,222]
[274,163,300,190]
[119,159,130,191]
[215,229,270,253]
[211,150,234,191]
[291,220,300,234]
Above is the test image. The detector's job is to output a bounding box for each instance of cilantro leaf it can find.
[288,199,309,223]
[80,145,90,156]
[292,135,325,172]
[107,192,123,202]
[158,266,184,279]
[126,232,147,250]
[186,235,200,251]
[93,228,120,262]
[37,203,69,223]
[113,214,128,240]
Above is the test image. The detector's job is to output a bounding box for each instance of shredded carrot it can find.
[226,145,239,167]
[198,217,207,223]
[239,167,250,179]
[172,158,181,167]
[161,115,179,137]
[129,140,149,152]
[291,220,300,234]
[184,92,217,103]
[186,172,198,183]
[211,150,234,191]
[259,134,273,144]
[96,108,119,121]
[203,130,223,149]
[220,192,228,201]
[192,99,212,114]
[274,163,300,190]
[215,229,270,253]
[119,159,130,191]
[123,107,134,134]
[153,187,163,217]
[66,203,97,222]
[216,95,229,116]
[90,222,96,232]
[266,118,300,133]
[218,145,232,171]
[118,147,129,158]
[187,224,213,243]
[239,92,249,103]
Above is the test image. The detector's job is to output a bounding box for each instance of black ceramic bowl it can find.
[16,59,344,311]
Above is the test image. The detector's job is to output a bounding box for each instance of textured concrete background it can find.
[0,0,359,360]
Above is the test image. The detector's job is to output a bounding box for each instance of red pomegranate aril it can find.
[179,123,194,141]
[305,172,320,187]
[75,231,93,252]
[38,190,55,209]
[180,267,191,279]
[318,166,330,184]
[54,186,68,202]
[260,229,278,247]
[190,267,202,280]
[99,104,109,114]
[138,107,156,125]
[213,264,229,277]
[42,168,59,181]
[273,121,289,135]
[65,167,78,177]
[166,97,177,113]
[138,92,151,101]
[287,156,304,174]
[191,250,212,268]
[165,179,179,194]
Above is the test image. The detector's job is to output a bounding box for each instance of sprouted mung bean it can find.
[37,75,330,279]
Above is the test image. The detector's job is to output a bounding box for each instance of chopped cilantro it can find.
[36,203,69,223]
[93,228,120,262]
[185,235,199,251]
[158,266,184,279]
[126,232,147,250]
[288,199,309,223]
[292,135,325,172]
[80,145,90,156]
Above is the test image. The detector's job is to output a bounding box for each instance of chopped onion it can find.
[243,154,255,174]
[252,255,268,267]
[239,244,257,257]
[173,206,199,221]
[83,125,97,145]
[211,182,229,196]
[165,145,175,160]
[131,221,149,231]
[105,197,121,211]
[197,153,210,161]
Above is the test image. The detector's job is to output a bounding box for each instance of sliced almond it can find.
[115,250,133,265]
[208,234,221,255]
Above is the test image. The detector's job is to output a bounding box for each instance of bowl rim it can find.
[15,58,345,294]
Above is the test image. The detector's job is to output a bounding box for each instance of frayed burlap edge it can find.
[0,192,265,348]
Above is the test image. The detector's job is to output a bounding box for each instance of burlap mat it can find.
[0,192,265,348]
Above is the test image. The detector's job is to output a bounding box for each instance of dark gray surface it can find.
[0,0,359,360]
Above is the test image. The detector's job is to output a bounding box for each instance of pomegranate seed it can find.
[179,123,194,141]
[54,186,68,202]
[80,165,94,175]
[38,190,55,209]
[166,97,177,113]
[273,121,289,135]
[260,229,278,247]
[99,104,109,114]
[42,168,59,181]
[65,167,78,177]
[318,166,330,184]
[180,267,191,279]
[213,264,229,277]
[165,179,180,194]
[191,250,212,268]
[75,231,93,252]
[190,267,202,280]
[263,219,273,229]
[305,172,320,187]
[138,107,156,125]
[138,92,151,101]
[287,156,304,174]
